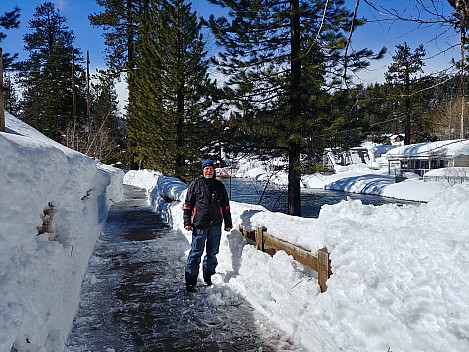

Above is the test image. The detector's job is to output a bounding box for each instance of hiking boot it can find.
[203,267,214,286]
[186,285,197,293]
[204,276,212,286]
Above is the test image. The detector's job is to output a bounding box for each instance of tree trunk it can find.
[404,72,411,145]
[288,0,302,216]
[0,47,4,132]
[461,25,466,139]
[175,15,184,179]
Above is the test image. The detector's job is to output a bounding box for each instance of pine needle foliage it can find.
[385,42,426,145]
[89,0,147,76]
[17,2,86,142]
[208,0,385,215]
[0,6,20,68]
[127,0,221,182]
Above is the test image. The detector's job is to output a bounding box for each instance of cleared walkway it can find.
[66,185,301,352]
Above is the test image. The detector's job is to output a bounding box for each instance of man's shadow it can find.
[224,209,263,282]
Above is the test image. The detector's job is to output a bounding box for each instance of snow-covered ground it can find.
[0,113,124,351]
[302,168,444,202]
[125,167,469,352]
[1,111,468,351]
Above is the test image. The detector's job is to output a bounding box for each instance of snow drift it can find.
[0,113,124,351]
[124,170,469,352]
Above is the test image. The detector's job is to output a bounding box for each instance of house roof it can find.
[386,139,469,158]
[424,167,469,177]
[390,134,405,139]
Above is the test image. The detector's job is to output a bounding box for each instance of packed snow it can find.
[1,111,468,351]
[0,113,124,351]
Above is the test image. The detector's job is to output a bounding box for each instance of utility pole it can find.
[71,51,76,119]
[86,50,90,129]
[461,26,466,139]
[0,47,4,132]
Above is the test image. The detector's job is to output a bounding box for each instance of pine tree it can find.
[87,69,123,164]
[324,86,370,150]
[89,0,147,76]
[357,83,400,142]
[17,2,86,142]
[0,7,20,68]
[208,0,385,215]
[127,0,220,181]
[385,42,426,145]
[3,73,20,115]
[90,0,151,168]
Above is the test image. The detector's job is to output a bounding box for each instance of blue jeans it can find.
[185,226,221,284]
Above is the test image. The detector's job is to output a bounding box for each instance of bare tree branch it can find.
[343,0,361,85]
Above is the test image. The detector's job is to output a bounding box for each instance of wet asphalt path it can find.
[66,185,300,352]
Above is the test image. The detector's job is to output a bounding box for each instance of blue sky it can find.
[351,0,460,83]
[1,0,220,71]
[1,0,461,84]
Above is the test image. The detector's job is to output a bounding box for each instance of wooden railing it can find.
[158,191,332,291]
[238,225,331,292]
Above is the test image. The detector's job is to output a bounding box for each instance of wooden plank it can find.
[238,225,331,292]
[238,225,255,242]
[255,227,264,251]
[262,231,319,271]
[264,248,277,256]
[317,248,330,292]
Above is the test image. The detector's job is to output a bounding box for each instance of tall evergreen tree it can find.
[85,69,123,164]
[17,2,86,142]
[3,73,20,115]
[89,0,147,76]
[0,7,20,68]
[385,42,426,144]
[90,0,151,167]
[127,0,220,181]
[357,83,401,142]
[208,0,385,215]
[324,86,370,150]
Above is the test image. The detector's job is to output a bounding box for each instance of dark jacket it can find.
[183,175,233,229]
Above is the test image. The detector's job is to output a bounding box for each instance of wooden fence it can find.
[158,192,332,291]
[238,225,331,292]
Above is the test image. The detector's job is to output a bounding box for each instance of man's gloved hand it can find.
[184,225,193,231]
[224,227,232,232]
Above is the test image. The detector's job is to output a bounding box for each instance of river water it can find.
[220,177,418,218]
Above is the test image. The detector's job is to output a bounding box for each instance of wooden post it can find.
[0,47,5,132]
[238,225,331,292]
[317,248,330,293]
[255,226,265,251]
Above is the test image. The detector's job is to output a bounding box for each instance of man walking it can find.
[183,160,232,293]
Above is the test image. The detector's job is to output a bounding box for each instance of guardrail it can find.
[238,225,331,292]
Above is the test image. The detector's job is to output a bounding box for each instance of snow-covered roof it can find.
[424,167,469,177]
[390,133,404,139]
[374,144,397,155]
[385,139,469,158]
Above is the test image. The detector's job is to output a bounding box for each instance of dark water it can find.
[220,177,418,218]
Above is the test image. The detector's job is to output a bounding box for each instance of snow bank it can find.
[302,166,443,202]
[125,170,469,352]
[0,113,124,351]
[3,107,467,352]
[386,139,469,157]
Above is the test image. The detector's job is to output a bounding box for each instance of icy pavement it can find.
[66,185,305,351]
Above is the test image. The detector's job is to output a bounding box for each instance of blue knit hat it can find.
[201,159,215,169]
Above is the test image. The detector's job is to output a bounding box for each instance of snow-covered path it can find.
[66,185,305,351]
